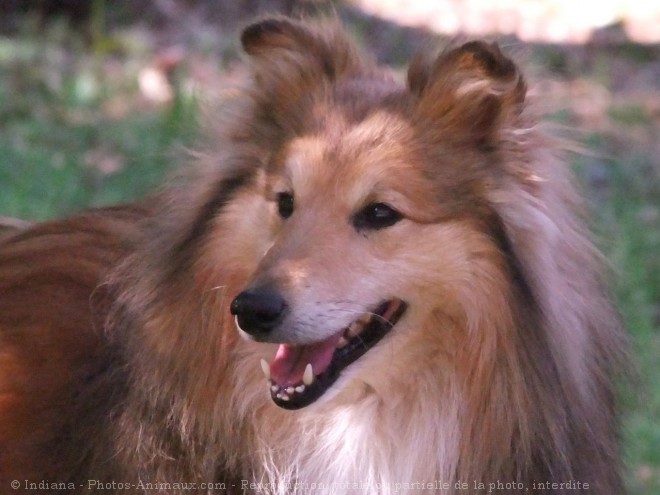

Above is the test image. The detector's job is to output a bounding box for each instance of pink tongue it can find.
[269,331,343,386]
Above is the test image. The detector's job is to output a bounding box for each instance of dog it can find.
[0,16,628,494]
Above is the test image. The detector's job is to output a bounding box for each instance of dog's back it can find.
[0,205,144,484]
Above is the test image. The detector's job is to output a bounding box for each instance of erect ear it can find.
[241,17,305,55]
[240,16,364,81]
[408,41,526,148]
[238,17,368,133]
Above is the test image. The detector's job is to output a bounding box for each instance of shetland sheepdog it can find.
[0,17,627,495]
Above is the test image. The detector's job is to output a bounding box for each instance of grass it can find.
[0,12,658,495]
[0,16,197,219]
[569,129,659,493]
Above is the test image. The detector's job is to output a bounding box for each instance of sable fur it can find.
[0,17,627,494]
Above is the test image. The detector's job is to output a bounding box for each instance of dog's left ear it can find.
[408,41,526,149]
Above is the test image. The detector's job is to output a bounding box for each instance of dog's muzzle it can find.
[232,293,407,410]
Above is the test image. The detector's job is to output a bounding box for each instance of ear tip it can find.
[460,40,501,51]
[457,40,517,79]
[240,17,291,54]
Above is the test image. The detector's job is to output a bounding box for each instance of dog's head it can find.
[196,18,535,409]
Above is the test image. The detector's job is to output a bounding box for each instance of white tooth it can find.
[382,299,402,321]
[260,359,271,380]
[303,363,314,386]
[295,385,305,393]
[286,386,294,395]
[276,393,283,399]
[271,384,278,392]
[281,394,290,401]
[337,336,349,348]
[346,321,363,338]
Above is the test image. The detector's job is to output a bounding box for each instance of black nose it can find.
[230,287,287,336]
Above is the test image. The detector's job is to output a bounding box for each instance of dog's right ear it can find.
[238,17,367,134]
[241,18,311,56]
[241,17,369,103]
[240,17,364,83]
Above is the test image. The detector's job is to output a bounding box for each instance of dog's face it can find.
[226,108,511,410]
[233,115,454,408]
[210,19,527,409]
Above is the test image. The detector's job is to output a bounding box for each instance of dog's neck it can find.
[233,352,461,495]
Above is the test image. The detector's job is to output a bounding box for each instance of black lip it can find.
[270,299,408,410]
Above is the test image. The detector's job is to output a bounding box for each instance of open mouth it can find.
[259,298,407,410]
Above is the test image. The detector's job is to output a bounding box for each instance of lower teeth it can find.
[303,363,314,386]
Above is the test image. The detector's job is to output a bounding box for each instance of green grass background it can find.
[0,9,657,494]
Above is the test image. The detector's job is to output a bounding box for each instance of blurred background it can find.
[0,1,657,493]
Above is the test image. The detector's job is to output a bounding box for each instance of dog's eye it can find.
[353,203,402,231]
[276,192,294,219]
